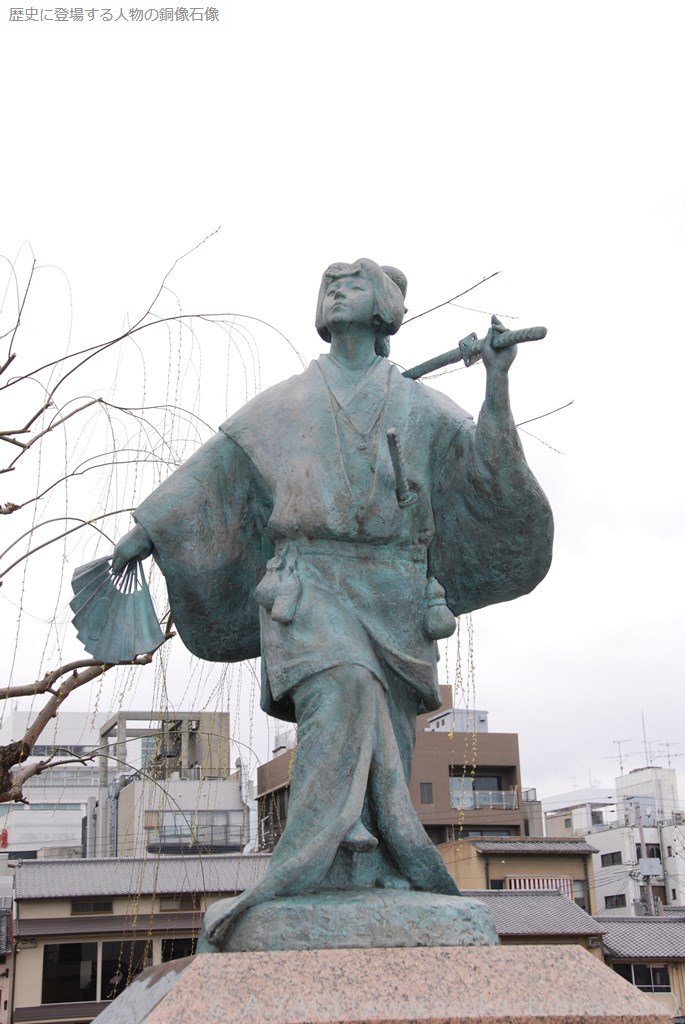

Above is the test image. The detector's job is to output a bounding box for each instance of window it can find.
[423,825,448,845]
[101,941,151,1001]
[420,782,433,804]
[71,899,113,915]
[601,851,622,867]
[573,879,588,910]
[564,817,572,829]
[461,828,512,837]
[161,937,196,961]
[612,963,670,993]
[636,843,661,861]
[605,893,627,909]
[591,810,604,825]
[42,943,97,1004]
[667,846,673,858]
[159,894,201,912]
[489,880,505,890]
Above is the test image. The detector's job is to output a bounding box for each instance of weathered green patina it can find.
[111,259,553,950]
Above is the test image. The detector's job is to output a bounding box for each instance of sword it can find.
[403,315,547,381]
[386,428,418,508]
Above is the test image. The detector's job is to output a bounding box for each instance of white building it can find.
[544,767,685,917]
[0,711,109,860]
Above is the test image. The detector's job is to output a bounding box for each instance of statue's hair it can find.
[315,258,407,358]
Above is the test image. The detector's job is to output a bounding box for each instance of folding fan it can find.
[70,556,164,664]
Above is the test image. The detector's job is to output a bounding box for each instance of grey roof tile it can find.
[14,854,271,901]
[595,917,685,959]
[472,839,598,855]
[462,889,604,936]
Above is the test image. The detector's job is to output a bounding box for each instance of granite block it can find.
[93,945,670,1024]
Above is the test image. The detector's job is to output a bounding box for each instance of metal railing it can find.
[449,786,518,811]
[146,824,244,851]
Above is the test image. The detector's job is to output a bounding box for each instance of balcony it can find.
[146,823,244,853]
[449,784,518,811]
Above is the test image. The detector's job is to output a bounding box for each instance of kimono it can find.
[133,353,553,941]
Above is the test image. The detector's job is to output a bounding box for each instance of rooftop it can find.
[470,837,598,856]
[14,854,271,901]
[596,916,685,960]
[463,889,604,936]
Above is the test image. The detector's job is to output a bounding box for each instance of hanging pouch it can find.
[255,551,302,625]
[422,577,457,640]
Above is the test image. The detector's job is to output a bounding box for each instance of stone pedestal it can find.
[201,890,498,952]
[93,945,670,1024]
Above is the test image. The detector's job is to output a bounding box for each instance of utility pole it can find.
[635,801,656,916]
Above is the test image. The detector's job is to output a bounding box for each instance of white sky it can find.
[1,1,684,806]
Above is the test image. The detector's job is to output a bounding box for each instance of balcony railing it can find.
[449,786,518,811]
[146,824,244,852]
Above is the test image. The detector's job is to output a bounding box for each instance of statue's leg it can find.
[204,663,381,947]
[369,676,460,896]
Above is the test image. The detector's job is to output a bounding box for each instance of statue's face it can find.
[322,274,376,333]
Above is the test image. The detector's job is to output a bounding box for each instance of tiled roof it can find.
[462,889,605,936]
[596,916,685,959]
[471,838,598,855]
[14,854,271,901]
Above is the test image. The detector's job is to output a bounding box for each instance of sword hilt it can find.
[386,428,418,508]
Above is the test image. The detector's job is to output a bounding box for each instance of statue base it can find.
[198,889,498,952]
[92,946,669,1023]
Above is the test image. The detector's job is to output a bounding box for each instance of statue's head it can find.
[315,258,407,357]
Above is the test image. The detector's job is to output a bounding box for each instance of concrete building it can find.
[257,687,540,850]
[545,790,617,838]
[12,854,270,1024]
[546,767,685,915]
[439,836,598,913]
[0,712,110,860]
[88,711,250,859]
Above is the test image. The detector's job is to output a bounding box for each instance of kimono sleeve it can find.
[134,432,274,662]
[428,413,553,617]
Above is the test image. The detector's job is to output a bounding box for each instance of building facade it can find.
[257,687,538,850]
[12,855,270,1024]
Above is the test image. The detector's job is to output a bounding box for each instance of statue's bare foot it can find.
[199,895,241,951]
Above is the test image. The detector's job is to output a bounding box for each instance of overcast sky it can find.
[2,1,684,806]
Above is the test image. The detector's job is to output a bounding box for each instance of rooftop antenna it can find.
[611,739,633,774]
[656,741,682,770]
[641,711,650,765]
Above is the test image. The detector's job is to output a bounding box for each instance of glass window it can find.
[419,782,433,804]
[604,893,626,909]
[615,963,671,993]
[42,943,97,1004]
[101,941,151,1001]
[161,937,196,961]
[601,851,622,867]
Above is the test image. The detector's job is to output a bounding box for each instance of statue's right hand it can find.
[111,525,153,574]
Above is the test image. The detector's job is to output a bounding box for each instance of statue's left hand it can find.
[481,315,517,375]
[112,525,153,573]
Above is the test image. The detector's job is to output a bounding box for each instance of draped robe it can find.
[133,354,553,938]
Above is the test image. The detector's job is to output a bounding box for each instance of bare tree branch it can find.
[403,271,501,326]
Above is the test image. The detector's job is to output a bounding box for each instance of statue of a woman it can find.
[111,259,553,948]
